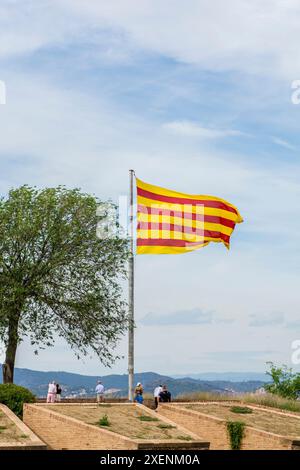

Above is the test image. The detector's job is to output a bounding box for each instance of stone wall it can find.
[23,403,209,450]
[157,403,299,450]
[0,404,46,450]
[23,404,136,450]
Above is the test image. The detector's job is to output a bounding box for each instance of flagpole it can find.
[128,169,135,401]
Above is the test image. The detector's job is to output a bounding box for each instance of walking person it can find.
[159,385,171,403]
[56,383,62,402]
[153,384,163,410]
[134,382,144,404]
[95,380,105,403]
[47,381,57,403]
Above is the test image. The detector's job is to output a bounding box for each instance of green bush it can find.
[177,435,193,441]
[264,362,300,400]
[138,415,159,422]
[98,414,110,426]
[157,423,176,429]
[226,421,245,450]
[0,384,35,418]
[230,406,253,414]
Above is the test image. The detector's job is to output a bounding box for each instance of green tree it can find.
[0,186,129,383]
[265,362,300,399]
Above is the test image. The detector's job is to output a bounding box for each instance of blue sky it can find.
[0,0,300,376]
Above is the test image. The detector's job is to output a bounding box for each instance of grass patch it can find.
[177,435,193,441]
[98,414,110,427]
[177,391,238,402]
[157,423,176,429]
[226,421,245,450]
[97,404,112,408]
[177,391,300,414]
[0,425,7,430]
[44,404,201,441]
[20,434,29,439]
[230,406,253,414]
[138,415,159,422]
[243,394,300,413]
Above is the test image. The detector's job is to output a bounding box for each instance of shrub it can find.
[230,406,253,414]
[138,415,159,422]
[157,423,176,429]
[98,414,110,426]
[0,384,35,418]
[177,435,193,441]
[226,421,245,450]
[264,362,300,400]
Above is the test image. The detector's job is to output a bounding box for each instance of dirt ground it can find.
[0,409,30,444]
[184,403,300,438]
[43,404,194,441]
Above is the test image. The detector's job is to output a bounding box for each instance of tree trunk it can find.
[2,317,19,384]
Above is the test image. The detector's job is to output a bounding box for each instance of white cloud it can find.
[0,1,77,58]
[249,312,284,327]
[271,137,296,151]
[1,1,300,79]
[54,0,300,78]
[163,120,243,139]
[141,309,213,326]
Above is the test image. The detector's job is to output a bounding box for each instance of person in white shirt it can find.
[95,381,105,403]
[153,384,163,410]
[47,381,57,403]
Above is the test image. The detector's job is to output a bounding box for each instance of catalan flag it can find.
[136,178,243,254]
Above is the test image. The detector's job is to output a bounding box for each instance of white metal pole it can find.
[128,169,135,401]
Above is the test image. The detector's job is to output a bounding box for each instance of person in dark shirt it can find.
[56,383,62,402]
[159,385,171,403]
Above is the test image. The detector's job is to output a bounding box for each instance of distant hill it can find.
[0,365,267,398]
[173,372,269,382]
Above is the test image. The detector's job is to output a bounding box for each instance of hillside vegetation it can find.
[176,392,300,413]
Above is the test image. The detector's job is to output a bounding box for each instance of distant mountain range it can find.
[0,366,269,398]
[172,372,269,382]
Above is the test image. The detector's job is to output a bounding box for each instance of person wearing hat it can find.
[134,382,144,404]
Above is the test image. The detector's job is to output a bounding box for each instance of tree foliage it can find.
[0,383,35,418]
[264,362,300,399]
[0,186,129,382]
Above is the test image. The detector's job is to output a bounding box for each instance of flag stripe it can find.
[137,221,233,237]
[137,230,230,244]
[137,243,210,254]
[136,177,239,205]
[137,205,236,228]
[138,211,233,231]
[137,196,239,222]
[137,238,210,247]
[137,187,238,215]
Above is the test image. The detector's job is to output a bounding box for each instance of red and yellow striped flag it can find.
[136,178,243,254]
